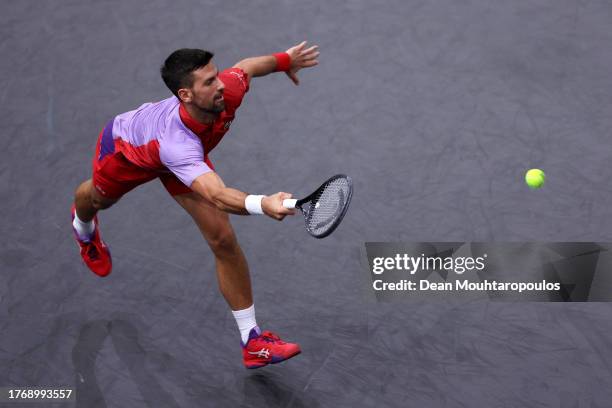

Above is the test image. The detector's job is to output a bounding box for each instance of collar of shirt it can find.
[179,102,214,137]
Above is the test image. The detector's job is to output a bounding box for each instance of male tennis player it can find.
[70,41,319,369]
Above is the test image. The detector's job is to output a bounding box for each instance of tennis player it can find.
[70,41,319,369]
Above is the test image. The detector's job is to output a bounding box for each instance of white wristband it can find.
[245,195,265,215]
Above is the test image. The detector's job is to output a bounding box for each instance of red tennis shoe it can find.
[71,205,112,277]
[242,329,301,369]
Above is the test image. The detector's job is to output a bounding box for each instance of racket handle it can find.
[282,199,297,209]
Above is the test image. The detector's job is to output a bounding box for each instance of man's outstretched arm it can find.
[190,171,295,220]
[233,41,319,85]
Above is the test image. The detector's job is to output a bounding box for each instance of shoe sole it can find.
[245,350,301,369]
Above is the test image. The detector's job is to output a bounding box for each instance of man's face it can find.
[181,63,225,113]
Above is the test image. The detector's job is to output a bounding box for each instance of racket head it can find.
[295,174,353,238]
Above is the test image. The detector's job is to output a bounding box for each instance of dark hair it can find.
[160,49,214,97]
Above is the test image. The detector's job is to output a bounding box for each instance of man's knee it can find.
[75,179,118,210]
[91,192,118,210]
[207,227,239,256]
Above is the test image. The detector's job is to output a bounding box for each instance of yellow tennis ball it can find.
[525,169,545,189]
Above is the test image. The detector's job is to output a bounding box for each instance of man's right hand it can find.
[262,192,296,220]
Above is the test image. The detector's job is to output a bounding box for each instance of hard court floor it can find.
[2,1,612,407]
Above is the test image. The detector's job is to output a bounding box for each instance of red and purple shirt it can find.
[107,67,249,187]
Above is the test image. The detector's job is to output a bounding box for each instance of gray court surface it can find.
[2,1,612,407]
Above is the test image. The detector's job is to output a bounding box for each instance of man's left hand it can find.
[285,41,319,85]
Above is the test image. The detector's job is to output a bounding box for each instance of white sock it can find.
[73,211,95,242]
[232,304,259,344]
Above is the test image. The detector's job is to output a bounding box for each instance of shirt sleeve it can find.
[158,133,212,187]
[219,67,250,110]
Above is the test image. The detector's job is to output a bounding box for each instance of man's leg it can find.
[171,191,301,368]
[172,192,252,310]
[74,178,119,222]
[73,119,157,277]
[71,179,118,277]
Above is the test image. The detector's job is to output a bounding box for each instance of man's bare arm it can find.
[190,172,295,220]
[233,55,277,79]
[233,41,319,85]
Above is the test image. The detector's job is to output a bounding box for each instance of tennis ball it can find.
[525,169,545,189]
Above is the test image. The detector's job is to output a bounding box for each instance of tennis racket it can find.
[282,174,353,238]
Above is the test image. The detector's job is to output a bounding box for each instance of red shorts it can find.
[91,120,214,199]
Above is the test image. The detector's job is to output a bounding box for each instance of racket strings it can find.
[304,177,351,236]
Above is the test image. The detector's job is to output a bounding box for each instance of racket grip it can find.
[282,198,297,209]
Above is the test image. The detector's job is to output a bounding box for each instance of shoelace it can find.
[260,332,284,344]
[86,243,99,261]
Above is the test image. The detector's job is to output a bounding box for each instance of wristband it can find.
[273,52,291,72]
[245,195,265,215]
